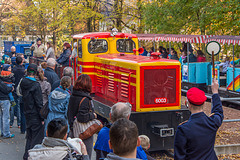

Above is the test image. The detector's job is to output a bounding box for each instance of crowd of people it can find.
[29,38,75,66]
[140,43,208,64]
[0,45,155,159]
[140,43,238,77]
[0,39,224,160]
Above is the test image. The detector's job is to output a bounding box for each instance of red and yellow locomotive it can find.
[71,31,190,151]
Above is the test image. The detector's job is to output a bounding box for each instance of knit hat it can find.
[2,64,11,71]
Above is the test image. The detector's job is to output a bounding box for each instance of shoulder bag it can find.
[73,97,103,140]
[16,78,23,97]
[40,101,49,119]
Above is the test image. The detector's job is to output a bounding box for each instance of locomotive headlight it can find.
[90,37,96,41]
[111,28,118,36]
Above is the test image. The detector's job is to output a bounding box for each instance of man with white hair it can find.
[6,46,16,58]
[94,102,147,160]
[44,58,60,87]
[70,42,78,60]
[51,67,73,92]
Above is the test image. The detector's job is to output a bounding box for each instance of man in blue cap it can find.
[174,79,224,160]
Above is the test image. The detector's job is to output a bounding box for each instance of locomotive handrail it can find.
[69,56,72,67]
[128,72,132,104]
[223,119,240,122]
[74,56,78,81]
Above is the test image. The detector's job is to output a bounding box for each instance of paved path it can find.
[0,123,96,160]
[0,124,25,160]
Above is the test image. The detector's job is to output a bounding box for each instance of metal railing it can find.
[223,119,240,123]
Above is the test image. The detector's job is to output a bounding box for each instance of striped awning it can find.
[136,34,163,41]
[136,34,213,43]
[206,36,240,46]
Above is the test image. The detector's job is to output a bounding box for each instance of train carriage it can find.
[71,31,190,151]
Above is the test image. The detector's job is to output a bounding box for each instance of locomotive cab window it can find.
[78,40,82,58]
[117,39,136,53]
[88,39,108,54]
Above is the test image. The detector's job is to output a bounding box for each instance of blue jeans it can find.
[0,100,11,137]
[6,84,14,102]
[10,94,21,126]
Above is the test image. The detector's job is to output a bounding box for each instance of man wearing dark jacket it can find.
[183,52,197,63]
[20,64,44,160]
[56,43,72,66]
[44,58,60,87]
[174,79,223,160]
[0,79,14,138]
[6,46,16,58]
[12,56,25,133]
[13,57,25,87]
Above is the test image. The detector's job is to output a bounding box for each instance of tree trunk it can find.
[87,18,92,32]
[137,0,143,33]
[53,31,56,51]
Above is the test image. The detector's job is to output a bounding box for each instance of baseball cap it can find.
[27,64,37,73]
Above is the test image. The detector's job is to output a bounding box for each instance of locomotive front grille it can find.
[140,65,181,110]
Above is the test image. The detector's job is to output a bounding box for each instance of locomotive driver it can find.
[174,78,224,160]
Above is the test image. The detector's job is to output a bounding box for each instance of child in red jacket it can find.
[0,64,15,106]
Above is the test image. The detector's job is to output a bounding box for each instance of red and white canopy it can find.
[137,34,162,41]
[137,34,240,45]
[206,36,240,46]
[136,34,213,43]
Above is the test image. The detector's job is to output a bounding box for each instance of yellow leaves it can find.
[218,154,240,160]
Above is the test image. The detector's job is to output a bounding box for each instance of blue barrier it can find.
[182,63,196,82]
[226,67,240,92]
[182,62,221,85]
[4,41,33,58]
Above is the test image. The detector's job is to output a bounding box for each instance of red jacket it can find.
[197,56,206,62]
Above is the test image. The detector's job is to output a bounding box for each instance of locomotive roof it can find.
[72,32,138,39]
[97,54,180,64]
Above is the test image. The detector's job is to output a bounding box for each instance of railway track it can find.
[151,144,240,160]
[181,89,240,110]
